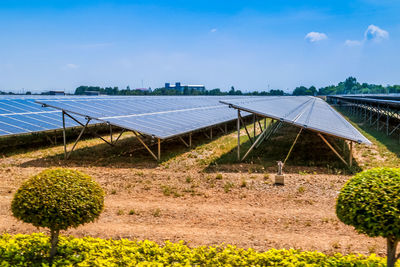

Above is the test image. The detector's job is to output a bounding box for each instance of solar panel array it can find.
[36,96,252,139]
[0,96,92,137]
[220,96,371,144]
[329,95,400,109]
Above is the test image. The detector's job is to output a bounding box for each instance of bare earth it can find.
[0,131,388,257]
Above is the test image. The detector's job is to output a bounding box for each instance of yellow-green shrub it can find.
[0,234,390,266]
[336,168,400,267]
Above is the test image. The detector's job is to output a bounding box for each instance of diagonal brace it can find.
[283,127,303,166]
[66,118,91,159]
[132,131,158,161]
[318,133,348,166]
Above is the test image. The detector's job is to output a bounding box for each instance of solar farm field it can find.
[1,105,399,263]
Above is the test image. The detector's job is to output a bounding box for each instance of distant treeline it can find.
[294,77,400,96]
[74,86,286,96]
[3,77,400,96]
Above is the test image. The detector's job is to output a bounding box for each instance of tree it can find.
[344,76,358,93]
[336,168,400,267]
[11,168,104,264]
[292,86,308,95]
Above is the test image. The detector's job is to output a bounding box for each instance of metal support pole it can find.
[237,110,241,161]
[253,114,256,139]
[113,129,125,144]
[67,119,91,159]
[349,141,353,167]
[178,136,189,147]
[283,128,303,166]
[239,112,253,144]
[158,138,161,161]
[189,133,192,147]
[110,124,113,143]
[132,131,158,161]
[318,133,348,166]
[258,119,263,132]
[225,123,227,133]
[62,111,67,159]
[264,118,266,130]
[386,108,389,136]
[210,128,212,139]
[241,124,273,161]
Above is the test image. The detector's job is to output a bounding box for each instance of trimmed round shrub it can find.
[11,168,104,262]
[336,167,400,267]
[12,168,104,230]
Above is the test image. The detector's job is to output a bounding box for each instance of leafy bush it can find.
[0,233,389,266]
[11,168,104,263]
[336,168,400,267]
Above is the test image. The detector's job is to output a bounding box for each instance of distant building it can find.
[43,91,65,95]
[165,82,205,92]
[134,88,150,92]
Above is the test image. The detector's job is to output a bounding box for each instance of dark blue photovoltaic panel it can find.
[36,96,252,139]
[0,96,87,137]
[220,96,371,144]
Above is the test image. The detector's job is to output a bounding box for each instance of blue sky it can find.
[0,0,399,93]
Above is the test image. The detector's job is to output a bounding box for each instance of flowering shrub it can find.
[0,234,390,266]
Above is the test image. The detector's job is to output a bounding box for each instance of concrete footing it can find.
[274,174,285,185]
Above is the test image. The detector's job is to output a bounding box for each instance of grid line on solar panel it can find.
[36,96,253,139]
[0,96,95,137]
[220,96,371,144]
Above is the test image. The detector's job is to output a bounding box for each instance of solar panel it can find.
[36,96,252,139]
[220,96,371,144]
[0,96,89,137]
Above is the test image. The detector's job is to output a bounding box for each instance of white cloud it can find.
[344,40,362,47]
[65,63,79,69]
[305,32,328,42]
[364,24,389,42]
[210,28,217,33]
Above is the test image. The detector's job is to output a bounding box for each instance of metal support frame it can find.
[253,114,256,139]
[238,111,253,144]
[62,110,119,160]
[349,141,353,167]
[255,121,282,149]
[282,127,303,166]
[179,136,190,148]
[318,133,349,167]
[241,121,281,161]
[65,119,91,159]
[158,138,161,161]
[341,99,400,138]
[237,109,241,160]
[132,131,159,161]
[258,119,263,132]
[62,111,67,159]
[64,112,113,146]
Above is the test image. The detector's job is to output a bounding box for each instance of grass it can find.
[223,182,235,193]
[336,106,400,169]
[160,185,182,198]
[2,108,400,173]
[128,209,137,215]
[152,208,161,217]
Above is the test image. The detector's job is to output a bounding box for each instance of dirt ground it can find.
[0,125,392,257]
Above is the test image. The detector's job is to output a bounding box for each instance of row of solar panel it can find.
[221,96,371,144]
[0,96,91,136]
[0,96,248,137]
[36,96,252,139]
